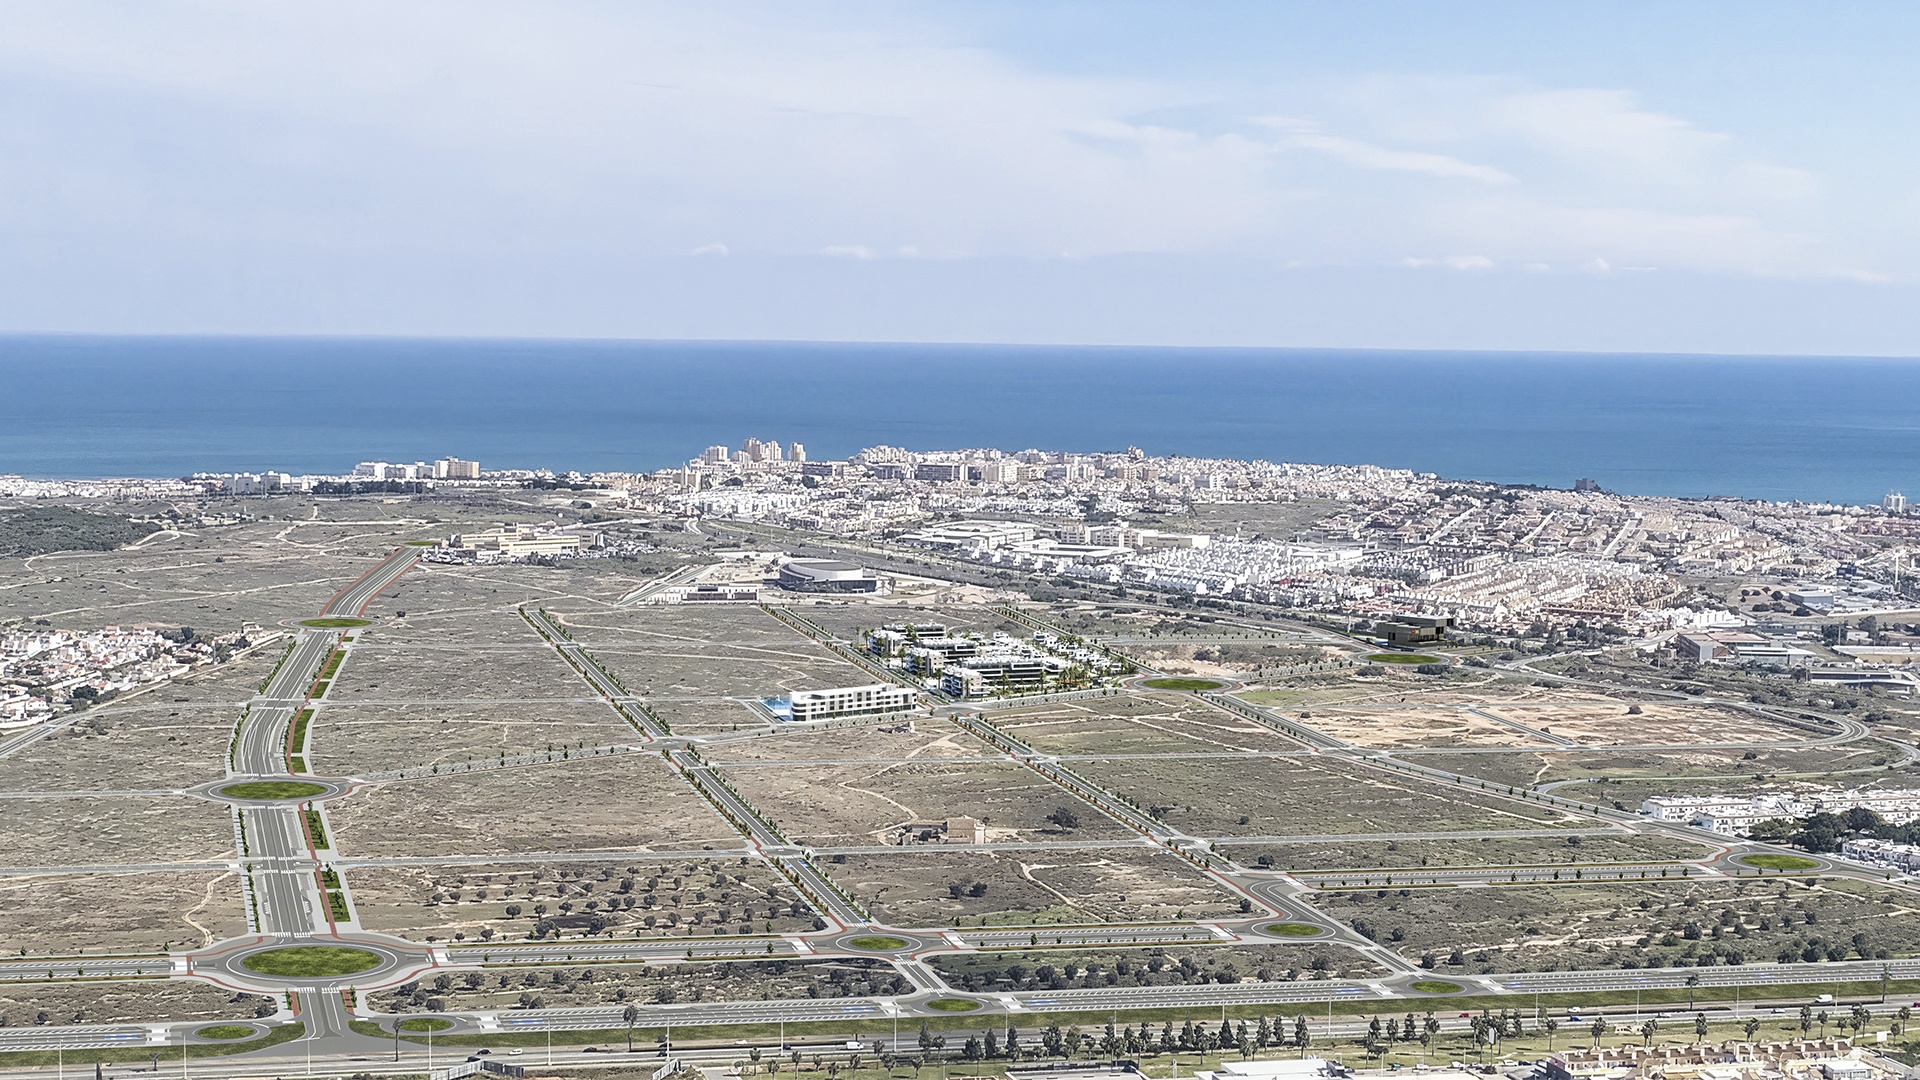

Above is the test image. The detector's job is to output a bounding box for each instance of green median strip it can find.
[219,780,328,801]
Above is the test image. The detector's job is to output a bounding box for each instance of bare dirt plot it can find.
[309,701,642,776]
[1122,640,1336,680]
[827,848,1243,929]
[323,642,585,704]
[0,980,270,1027]
[0,870,246,954]
[647,697,774,736]
[0,797,234,867]
[1290,706,1552,749]
[325,757,741,857]
[1072,757,1587,838]
[373,957,907,1014]
[699,722,995,764]
[1478,703,1808,746]
[1309,876,1920,974]
[0,712,236,791]
[720,760,1135,845]
[997,694,1302,756]
[345,858,818,944]
[127,648,283,706]
[1223,831,1717,873]
[590,641,866,698]
[546,605,805,646]
[929,942,1388,990]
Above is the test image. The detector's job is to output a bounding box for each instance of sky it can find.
[1,1,1918,354]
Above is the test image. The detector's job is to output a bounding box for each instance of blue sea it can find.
[2,336,1917,506]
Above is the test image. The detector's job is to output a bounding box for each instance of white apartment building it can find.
[434,457,480,480]
[1842,838,1920,871]
[788,684,918,722]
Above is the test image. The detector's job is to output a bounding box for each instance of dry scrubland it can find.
[1291,706,1549,749]
[0,870,246,953]
[1074,756,1585,838]
[824,848,1242,928]
[325,756,740,857]
[721,758,1132,845]
[997,694,1302,756]
[0,797,233,867]
[1408,745,1905,794]
[1226,831,1717,872]
[545,605,806,646]
[700,722,995,764]
[346,857,818,943]
[310,701,638,776]
[0,981,269,1026]
[0,712,237,791]
[1311,876,1920,974]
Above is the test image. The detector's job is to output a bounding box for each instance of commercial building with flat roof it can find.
[788,683,918,722]
[776,559,880,593]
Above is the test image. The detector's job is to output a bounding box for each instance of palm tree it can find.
[1544,1019,1559,1053]
[1743,1017,1761,1042]
[624,1005,640,1052]
[1695,1014,1709,1044]
[1686,973,1701,1010]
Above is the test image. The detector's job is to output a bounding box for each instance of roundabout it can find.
[1138,676,1229,692]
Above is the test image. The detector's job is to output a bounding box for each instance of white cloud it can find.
[690,243,729,256]
[1260,119,1516,185]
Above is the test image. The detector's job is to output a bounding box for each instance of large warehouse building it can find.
[776,559,881,593]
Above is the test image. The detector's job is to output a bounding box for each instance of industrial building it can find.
[775,559,881,593]
[1376,613,1454,647]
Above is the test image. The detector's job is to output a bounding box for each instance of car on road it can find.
[508,1049,524,1056]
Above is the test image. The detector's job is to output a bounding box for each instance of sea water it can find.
[2,335,1917,505]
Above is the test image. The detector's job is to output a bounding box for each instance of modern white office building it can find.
[788,684,918,722]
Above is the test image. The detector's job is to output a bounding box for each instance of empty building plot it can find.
[322,639,588,705]
[1073,756,1587,838]
[648,697,779,736]
[824,848,1243,929]
[588,640,867,699]
[0,980,271,1027]
[0,711,238,791]
[546,604,807,646]
[0,796,234,867]
[0,870,246,954]
[1476,702,1809,746]
[308,700,644,776]
[345,857,819,943]
[324,756,743,858]
[699,721,995,765]
[1224,830,1716,873]
[1308,876,1920,974]
[0,536,365,628]
[1285,705,1554,749]
[1409,744,1906,793]
[718,759,1135,846]
[997,694,1304,756]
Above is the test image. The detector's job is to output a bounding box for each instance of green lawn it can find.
[400,1017,453,1032]
[1410,980,1464,994]
[194,1025,255,1041]
[1264,923,1323,936]
[241,946,381,978]
[847,936,909,951]
[218,780,328,801]
[1740,853,1822,871]
[1367,653,1441,664]
[927,999,982,1012]
[1141,677,1227,691]
[299,617,371,628]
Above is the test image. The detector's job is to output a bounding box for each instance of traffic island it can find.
[298,617,372,629]
[1410,980,1464,994]
[217,780,330,801]
[847,935,909,951]
[926,998,982,1012]
[241,945,383,978]
[1264,922,1324,937]
[1738,854,1821,871]
[1140,677,1227,691]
